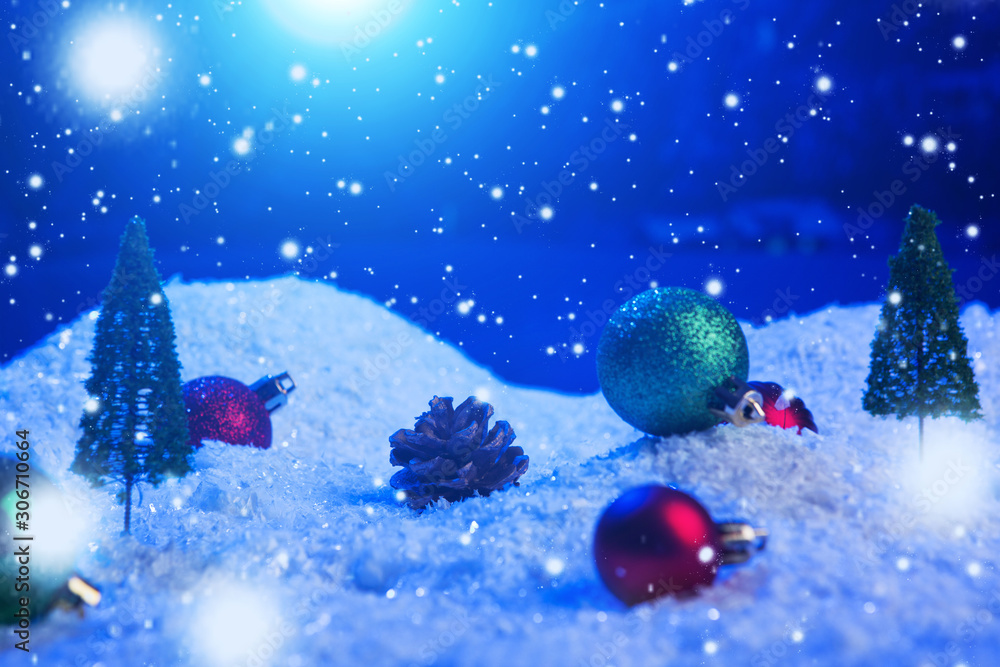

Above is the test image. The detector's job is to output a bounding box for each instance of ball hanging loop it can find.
[715,522,769,565]
[709,376,766,428]
[249,372,297,412]
[56,575,102,610]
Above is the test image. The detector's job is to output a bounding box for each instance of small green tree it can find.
[863,204,982,458]
[72,216,193,533]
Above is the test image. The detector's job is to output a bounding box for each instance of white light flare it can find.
[264,0,406,45]
[900,426,992,526]
[280,240,300,259]
[28,488,89,571]
[70,18,157,100]
[192,584,279,666]
[232,129,253,156]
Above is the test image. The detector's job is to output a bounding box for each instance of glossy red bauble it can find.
[747,381,818,434]
[594,485,723,605]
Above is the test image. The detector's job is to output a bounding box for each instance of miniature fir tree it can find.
[862,204,982,458]
[72,216,193,533]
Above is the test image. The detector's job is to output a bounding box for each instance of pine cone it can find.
[389,396,528,509]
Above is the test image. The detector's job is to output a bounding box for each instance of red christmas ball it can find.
[182,376,272,449]
[594,485,723,605]
[747,381,818,434]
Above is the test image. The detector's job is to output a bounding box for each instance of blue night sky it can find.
[2,0,997,392]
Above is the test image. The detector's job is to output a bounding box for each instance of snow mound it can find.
[1,276,998,666]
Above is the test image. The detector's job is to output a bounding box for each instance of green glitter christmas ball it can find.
[596,287,750,436]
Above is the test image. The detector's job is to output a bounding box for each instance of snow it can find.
[2,276,999,666]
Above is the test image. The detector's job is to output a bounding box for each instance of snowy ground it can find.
[2,276,999,666]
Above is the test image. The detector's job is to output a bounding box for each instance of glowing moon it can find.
[70,18,157,100]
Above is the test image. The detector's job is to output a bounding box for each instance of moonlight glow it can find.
[70,18,157,100]
[263,0,410,44]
